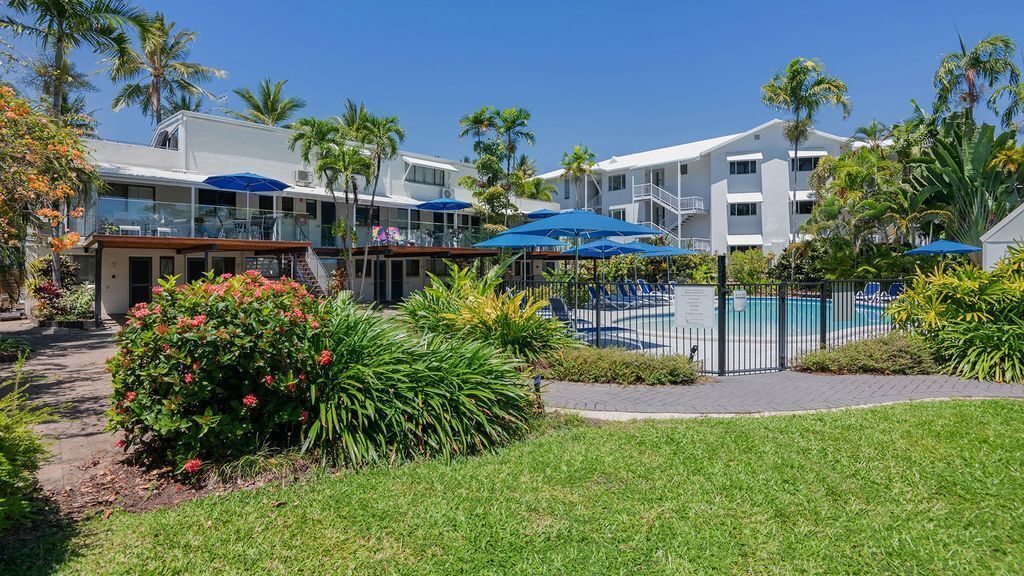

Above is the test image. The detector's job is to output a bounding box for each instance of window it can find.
[679,164,688,175]
[406,164,447,186]
[794,200,814,214]
[305,200,317,218]
[791,157,820,172]
[159,256,175,279]
[155,128,178,150]
[729,161,757,175]
[563,181,570,199]
[356,206,380,226]
[608,174,626,191]
[282,197,294,213]
[608,209,626,221]
[406,259,420,277]
[354,259,372,277]
[198,189,236,207]
[409,209,421,229]
[258,195,274,212]
[211,257,236,276]
[729,203,758,216]
[105,183,155,200]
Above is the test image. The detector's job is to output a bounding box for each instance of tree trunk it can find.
[152,76,162,125]
[52,35,65,121]
[789,111,801,282]
[357,156,382,298]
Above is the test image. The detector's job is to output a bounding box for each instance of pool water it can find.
[615,297,890,336]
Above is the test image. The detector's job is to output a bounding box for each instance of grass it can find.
[6,401,1024,575]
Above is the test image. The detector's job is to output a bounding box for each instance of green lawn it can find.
[8,400,1024,575]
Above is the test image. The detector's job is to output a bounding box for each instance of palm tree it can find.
[993,67,1024,132]
[226,78,306,126]
[514,176,555,201]
[288,116,341,169]
[458,105,497,152]
[161,92,202,117]
[513,153,537,178]
[933,33,1019,122]
[762,57,851,240]
[315,145,375,290]
[495,107,534,176]
[336,98,370,138]
[559,144,597,210]
[1,0,147,121]
[357,113,405,294]
[849,120,892,152]
[109,12,225,124]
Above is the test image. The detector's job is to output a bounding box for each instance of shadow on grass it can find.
[0,494,81,576]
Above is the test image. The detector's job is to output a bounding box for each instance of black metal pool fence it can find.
[501,259,902,375]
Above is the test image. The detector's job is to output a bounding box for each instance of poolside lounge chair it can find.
[878,281,905,303]
[588,286,629,310]
[614,283,643,307]
[549,297,638,349]
[855,282,882,303]
[637,279,671,303]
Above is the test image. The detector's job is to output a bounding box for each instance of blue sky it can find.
[2,0,1023,170]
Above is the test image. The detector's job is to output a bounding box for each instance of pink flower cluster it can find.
[317,350,333,366]
[242,394,258,407]
[177,314,207,329]
[183,458,202,474]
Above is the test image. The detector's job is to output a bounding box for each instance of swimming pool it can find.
[613,297,890,337]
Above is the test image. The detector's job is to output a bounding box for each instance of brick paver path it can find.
[543,372,1024,418]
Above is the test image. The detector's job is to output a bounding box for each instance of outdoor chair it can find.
[614,283,642,307]
[118,225,141,236]
[637,279,671,303]
[549,297,638,349]
[856,282,882,303]
[878,281,905,303]
[248,214,266,239]
[261,215,278,240]
[588,286,629,310]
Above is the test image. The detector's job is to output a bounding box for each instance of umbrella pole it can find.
[573,232,580,312]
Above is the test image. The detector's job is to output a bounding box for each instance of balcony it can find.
[86,197,312,242]
[354,221,491,249]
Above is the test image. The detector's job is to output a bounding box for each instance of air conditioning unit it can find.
[294,169,312,186]
[441,188,453,198]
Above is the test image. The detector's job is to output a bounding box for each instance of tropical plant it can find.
[559,144,597,210]
[160,92,203,117]
[0,354,55,530]
[848,120,892,152]
[457,106,497,153]
[0,337,31,362]
[226,78,306,126]
[288,116,341,168]
[544,346,699,386]
[0,86,97,285]
[511,173,555,201]
[400,258,577,362]
[762,57,851,237]
[495,107,534,174]
[513,153,537,179]
[933,33,1019,122]
[107,272,534,474]
[315,145,375,289]
[910,115,1021,250]
[727,249,774,285]
[888,246,1024,382]
[993,73,1024,131]
[0,0,147,121]
[23,52,97,133]
[108,12,224,124]
[357,112,405,294]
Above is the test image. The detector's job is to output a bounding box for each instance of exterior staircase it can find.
[633,183,707,227]
[293,248,331,297]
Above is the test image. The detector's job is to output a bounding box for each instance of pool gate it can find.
[501,256,902,375]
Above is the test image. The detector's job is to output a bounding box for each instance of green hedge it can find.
[544,347,699,385]
[795,333,940,375]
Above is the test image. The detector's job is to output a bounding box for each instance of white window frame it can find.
[729,160,757,175]
[729,203,759,216]
[607,174,626,191]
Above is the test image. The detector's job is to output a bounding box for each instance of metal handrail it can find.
[632,183,706,214]
[303,247,332,295]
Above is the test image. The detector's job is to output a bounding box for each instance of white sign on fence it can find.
[674,285,716,330]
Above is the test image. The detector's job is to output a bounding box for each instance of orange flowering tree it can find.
[0,84,96,285]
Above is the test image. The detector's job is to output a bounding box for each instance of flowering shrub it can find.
[108,272,535,475]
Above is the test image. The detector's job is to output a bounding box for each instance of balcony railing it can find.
[89,197,312,242]
[353,221,490,249]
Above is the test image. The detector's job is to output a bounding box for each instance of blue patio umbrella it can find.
[526,208,559,219]
[416,198,473,211]
[564,239,647,259]
[904,239,981,255]
[475,234,567,281]
[202,172,291,193]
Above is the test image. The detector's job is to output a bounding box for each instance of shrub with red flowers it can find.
[107,272,536,476]
[107,272,322,472]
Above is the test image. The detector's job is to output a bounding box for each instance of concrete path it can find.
[542,372,1024,419]
[1,320,120,491]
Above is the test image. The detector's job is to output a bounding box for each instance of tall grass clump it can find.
[401,259,578,362]
[107,271,535,478]
[889,246,1024,382]
[0,355,55,530]
[544,347,699,385]
[795,333,940,375]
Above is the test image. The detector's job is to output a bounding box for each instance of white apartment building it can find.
[60,111,558,318]
[540,119,850,254]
